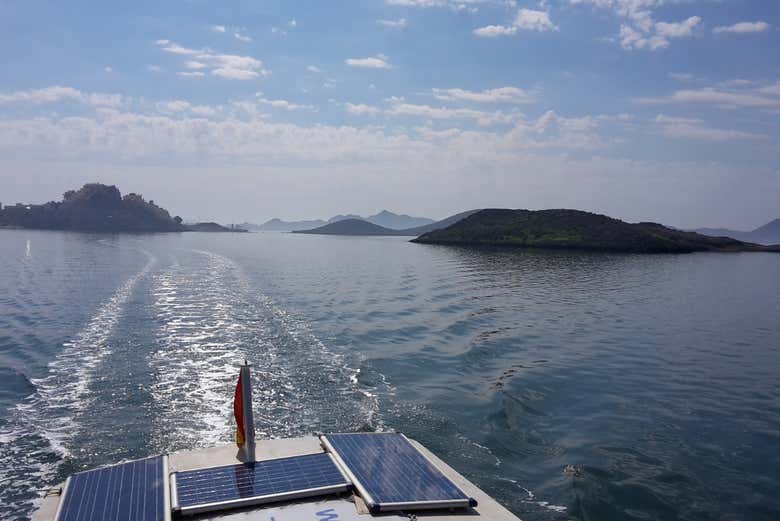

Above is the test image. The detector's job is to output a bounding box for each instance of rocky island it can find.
[411,209,780,254]
[0,183,245,233]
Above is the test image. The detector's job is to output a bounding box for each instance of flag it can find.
[234,369,245,448]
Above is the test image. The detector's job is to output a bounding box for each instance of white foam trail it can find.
[148,249,385,447]
[149,252,251,448]
[497,476,568,514]
[0,249,155,519]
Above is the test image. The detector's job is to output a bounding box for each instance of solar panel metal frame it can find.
[53,455,171,521]
[321,433,477,513]
[171,452,352,516]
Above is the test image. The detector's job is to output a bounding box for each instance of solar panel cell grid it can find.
[173,452,349,515]
[55,456,167,521]
[322,433,475,512]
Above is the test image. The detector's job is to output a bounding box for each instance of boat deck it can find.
[33,436,520,521]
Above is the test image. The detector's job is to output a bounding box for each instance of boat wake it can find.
[147,250,382,453]
[0,250,155,520]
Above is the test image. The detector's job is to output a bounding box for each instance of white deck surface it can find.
[33,437,521,521]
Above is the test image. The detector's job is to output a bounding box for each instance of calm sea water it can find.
[1,230,779,521]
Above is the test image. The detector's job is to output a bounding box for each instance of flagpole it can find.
[240,360,256,461]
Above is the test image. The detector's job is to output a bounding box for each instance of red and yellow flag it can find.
[234,370,245,448]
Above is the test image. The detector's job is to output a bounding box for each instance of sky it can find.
[1,0,779,229]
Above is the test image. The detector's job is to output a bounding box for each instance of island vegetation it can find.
[411,209,780,254]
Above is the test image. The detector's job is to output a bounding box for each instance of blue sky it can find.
[1,0,779,228]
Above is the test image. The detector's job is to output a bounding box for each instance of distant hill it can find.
[412,209,779,253]
[400,209,480,235]
[694,219,780,245]
[258,210,435,232]
[292,210,482,237]
[184,222,248,233]
[292,219,402,236]
[258,218,327,232]
[327,214,363,224]
[236,222,262,231]
[0,183,183,232]
[365,210,435,230]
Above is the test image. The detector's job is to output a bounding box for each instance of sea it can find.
[0,229,778,521]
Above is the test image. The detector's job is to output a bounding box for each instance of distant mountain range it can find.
[693,219,780,245]
[362,210,435,230]
[412,209,780,254]
[255,210,436,232]
[292,210,480,236]
[254,218,328,232]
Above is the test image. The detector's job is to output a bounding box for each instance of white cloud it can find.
[306,65,322,73]
[514,9,558,31]
[669,72,695,82]
[388,102,516,125]
[289,19,297,28]
[432,86,534,104]
[383,0,504,11]
[473,25,517,37]
[655,114,769,142]
[757,83,780,96]
[255,96,315,111]
[0,86,122,108]
[160,42,199,55]
[158,41,269,80]
[345,103,381,115]
[619,24,666,50]
[104,66,113,73]
[234,32,252,43]
[571,1,701,51]
[474,8,557,37]
[378,18,408,29]
[177,71,205,78]
[636,85,780,109]
[345,56,392,69]
[212,68,257,80]
[0,92,616,168]
[156,100,217,117]
[713,21,770,35]
[157,100,191,113]
[655,16,701,38]
[213,25,226,33]
[345,97,520,126]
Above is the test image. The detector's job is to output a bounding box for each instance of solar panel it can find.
[55,455,169,521]
[321,433,477,513]
[171,452,351,516]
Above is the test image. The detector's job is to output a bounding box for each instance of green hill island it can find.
[411,209,780,254]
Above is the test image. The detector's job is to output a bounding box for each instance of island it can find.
[183,222,248,233]
[292,218,402,236]
[411,209,780,253]
[0,183,244,233]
